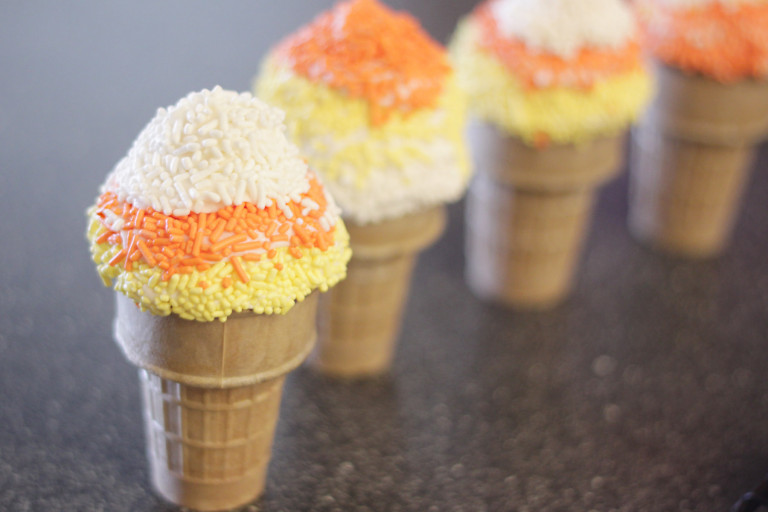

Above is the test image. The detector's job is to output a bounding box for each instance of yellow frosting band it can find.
[87,209,350,321]
[451,19,653,145]
[256,57,470,189]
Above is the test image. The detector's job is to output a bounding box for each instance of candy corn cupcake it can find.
[451,0,651,308]
[86,87,350,510]
[629,0,768,257]
[257,0,470,376]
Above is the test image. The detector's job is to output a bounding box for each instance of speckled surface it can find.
[1,2,768,511]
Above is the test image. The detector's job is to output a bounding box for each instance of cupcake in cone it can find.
[86,87,350,511]
[629,0,768,257]
[256,0,470,377]
[451,0,652,309]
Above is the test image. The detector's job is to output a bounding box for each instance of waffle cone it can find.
[628,62,768,257]
[647,62,768,145]
[313,206,446,377]
[466,121,624,309]
[629,123,755,257]
[113,292,318,511]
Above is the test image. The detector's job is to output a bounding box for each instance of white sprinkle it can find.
[160,195,171,214]
[198,119,218,134]
[301,198,320,211]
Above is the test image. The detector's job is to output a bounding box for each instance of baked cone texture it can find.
[114,293,318,511]
[629,123,755,257]
[629,62,768,257]
[313,207,446,377]
[466,121,624,309]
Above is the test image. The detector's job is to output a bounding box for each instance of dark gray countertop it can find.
[2,2,767,511]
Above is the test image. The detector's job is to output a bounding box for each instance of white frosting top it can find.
[490,0,636,57]
[103,86,311,216]
[302,131,469,225]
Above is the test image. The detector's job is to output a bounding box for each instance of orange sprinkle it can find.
[293,224,313,244]
[289,247,303,259]
[222,277,232,289]
[274,263,284,271]
[242,254,262,262]
[267,249,277,259]
[473,2,643,90]
[108,249,127,266]
[193,213,206,257]
[199,252,224,262]
[210,233,248,253]
[275,0,450,124]
[137,240,157,266]
[96,230,114,244]
[135,209,145,228]
[209,219,226,243]
[197,280,209,289]
[230,256,250,284]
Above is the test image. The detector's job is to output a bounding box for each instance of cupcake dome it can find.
[87,87,350,321]
[256,0,470,225]
[451,0,653,145]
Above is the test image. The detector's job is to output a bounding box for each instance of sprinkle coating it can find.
[104,87,311,217]
[256,59,470,224]
[451,18,652,145]
[256,0,470,225]
[88,87,351,320]
[273,0,451,125]
[87,197,350,321]
[636,0,768,82]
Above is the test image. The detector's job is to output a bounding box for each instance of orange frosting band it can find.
[94,175,336,284]
[274,0,450,124]
[637,1,768,82]
[473,1,643,90]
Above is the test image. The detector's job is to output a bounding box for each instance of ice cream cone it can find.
[313,206,446,377]
[629,121,756,257]
[113,292,319,511]
[465,121,624,309]
[628,62,768,257]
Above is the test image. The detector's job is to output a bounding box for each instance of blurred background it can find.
[1,1,768,511]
